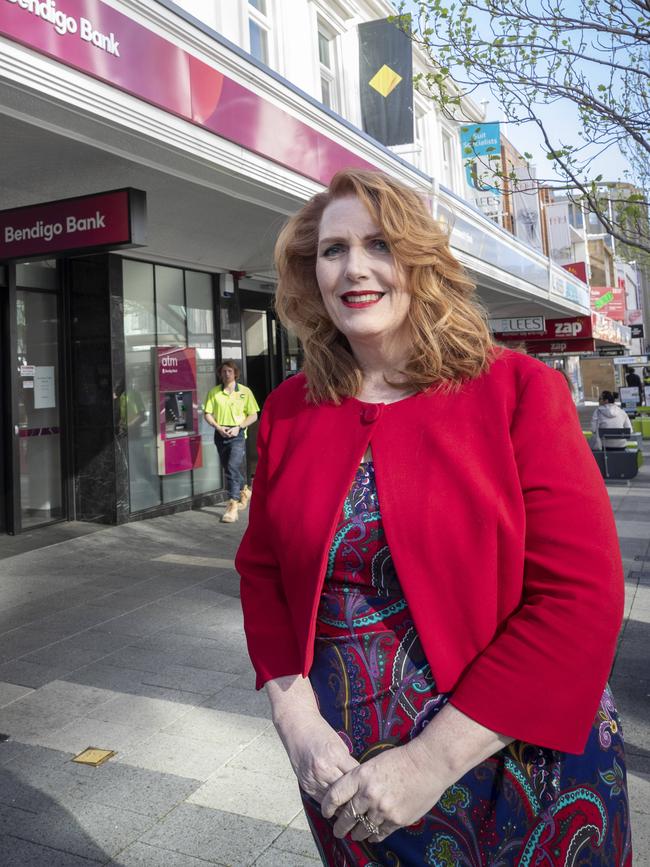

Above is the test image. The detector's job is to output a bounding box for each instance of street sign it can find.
[631,324,645,339]
[613,355,649,365]
[598,347,625,357]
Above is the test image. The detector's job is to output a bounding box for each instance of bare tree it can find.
[395,0,650,256]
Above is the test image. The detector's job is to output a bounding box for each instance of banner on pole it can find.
[510,166,542,251]
[460,123,502,194]
[545,201,572,262]
[358,18,413,146]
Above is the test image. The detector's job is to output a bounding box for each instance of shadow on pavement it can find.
[0,741,111,865]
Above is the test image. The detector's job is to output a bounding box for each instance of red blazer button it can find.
[361,405,381,424]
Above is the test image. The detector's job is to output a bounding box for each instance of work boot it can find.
[238,485,252,510]
[221,499,239,523]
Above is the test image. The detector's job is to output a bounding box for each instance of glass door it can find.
[237,286,284,481]
[13,263,64,529]
[242,307,272,481]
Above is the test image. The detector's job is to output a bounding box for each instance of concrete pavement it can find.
[0,458,648,865]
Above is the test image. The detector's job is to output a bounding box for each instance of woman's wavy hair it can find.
[274,168,495,404]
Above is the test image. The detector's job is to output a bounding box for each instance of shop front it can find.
[491,314,633,402]
[0,184,291,534]
[1,260,66,533]
[0,250,292,534]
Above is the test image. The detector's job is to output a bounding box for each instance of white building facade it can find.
[0,0,598,533]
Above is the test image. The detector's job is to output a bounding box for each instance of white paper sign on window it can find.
[34,366,56,409]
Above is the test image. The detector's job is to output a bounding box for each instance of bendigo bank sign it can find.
[0,0,372,185]
[5,0,120,55]
[0,188,146,260]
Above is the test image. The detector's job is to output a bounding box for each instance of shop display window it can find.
[122,260,221,513]
[123,259,160,512]
[187,271,221,496]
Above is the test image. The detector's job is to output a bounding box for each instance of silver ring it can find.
[352,810,380,836]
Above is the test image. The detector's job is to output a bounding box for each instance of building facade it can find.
[0,0,597,534]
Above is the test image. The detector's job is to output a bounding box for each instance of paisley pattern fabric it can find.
[304,462,632,866]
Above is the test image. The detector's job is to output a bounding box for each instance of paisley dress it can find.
[303,462,632,866]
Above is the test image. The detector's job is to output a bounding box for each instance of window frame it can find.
[441,126,455,189]
[317,17,339,111]
[121,257,222,514]
[247,0,271,65]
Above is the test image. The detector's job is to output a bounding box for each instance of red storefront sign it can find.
[591,285,627,322]
[562,261,588,283]
[0,189,146,260]
[0,0,374,185]
[525,338,596,354]
[494,316,593,342]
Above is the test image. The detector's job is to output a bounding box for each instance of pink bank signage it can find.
[0,188,146,260]
[0,0,374,184]
[158,346,197,393]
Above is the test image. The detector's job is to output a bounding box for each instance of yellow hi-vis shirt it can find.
[204,383,260,437]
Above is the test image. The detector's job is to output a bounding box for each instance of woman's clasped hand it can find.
[274,704,359,804]
[320,739,451,843]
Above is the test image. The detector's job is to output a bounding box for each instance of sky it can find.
[402,0,635,186]
[481,93,632,187]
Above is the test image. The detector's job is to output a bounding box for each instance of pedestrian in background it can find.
[591,390,632,451]
[625,365,643,405]
[204,360,259,523]
[236,169,630,865]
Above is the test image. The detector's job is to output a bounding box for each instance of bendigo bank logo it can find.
[4,211,108,245]
[6,0,121,57]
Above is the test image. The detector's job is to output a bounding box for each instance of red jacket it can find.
[236,349,624,753]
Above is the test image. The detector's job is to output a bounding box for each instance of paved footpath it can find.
[0,459,648,865]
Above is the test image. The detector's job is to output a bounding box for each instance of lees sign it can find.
[489,316,545,334]
[0,189,146,260]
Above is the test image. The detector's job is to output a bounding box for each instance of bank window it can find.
[248,0,270,64]
[318,19,338,110]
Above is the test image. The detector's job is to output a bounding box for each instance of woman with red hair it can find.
[236,169,631,865]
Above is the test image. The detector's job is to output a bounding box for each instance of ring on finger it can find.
[352,810,380,837]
